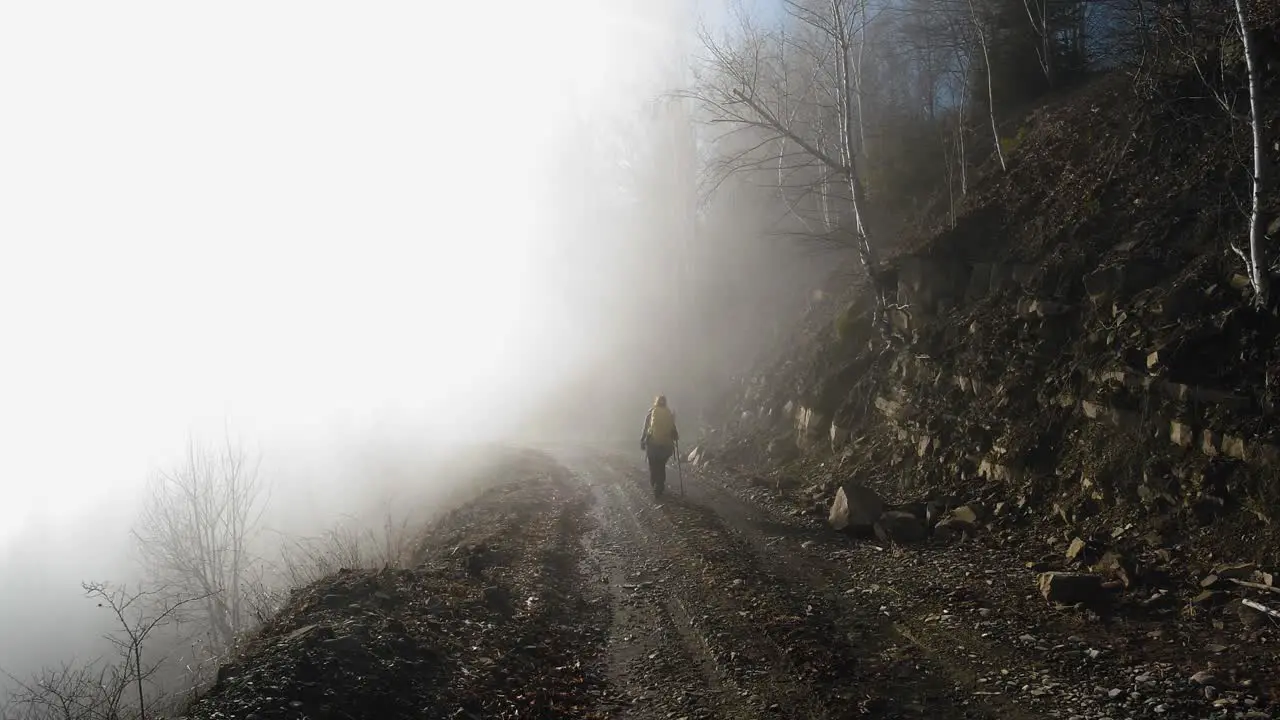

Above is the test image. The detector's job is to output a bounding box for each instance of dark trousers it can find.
[646,443,673,496]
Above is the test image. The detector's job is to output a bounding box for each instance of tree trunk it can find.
[1021,0,1054,86]
[819,129,834,231]
[833,0,889,329]
[945,140,957,228]
[955,47,970,194]
[854,0,870,161]
[1235,0,1270,306]
[969,0,1007,171]
[134,646,146,720]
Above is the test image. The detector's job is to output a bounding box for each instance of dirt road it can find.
[186,448,1276,720]
[564,448,1275,720]
[568,448,985,720]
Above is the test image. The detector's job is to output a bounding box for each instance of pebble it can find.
[1190,671,1218,686]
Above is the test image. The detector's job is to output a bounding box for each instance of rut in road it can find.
[566,450,1002,720]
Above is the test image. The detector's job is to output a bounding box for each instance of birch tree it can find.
[967,0,1007,171]
[689,0,895,330]
[1230,0,1270,307]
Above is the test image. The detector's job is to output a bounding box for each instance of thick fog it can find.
[0,0,840,706]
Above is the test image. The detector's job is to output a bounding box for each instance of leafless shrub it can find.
[240,505,420,628]
[2,662,130,720]
[2,584,209,720]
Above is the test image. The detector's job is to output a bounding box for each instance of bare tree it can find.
[132,437,267,657]
[967,0,1008,171]
[2,585,209,720]
[688,0,896,330]
[1230,0,1270,307]
[1020,0,1055,85]
[83,583,211,720]
[946,16,973,196]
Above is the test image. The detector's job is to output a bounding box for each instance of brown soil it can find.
[180,449,1277,719]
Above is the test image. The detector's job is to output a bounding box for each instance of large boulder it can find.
[828,482,885,535]
[874,511,927,544]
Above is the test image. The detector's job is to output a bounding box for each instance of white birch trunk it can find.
[969,0,1007,172]
[1234,0,1270,306]
[832,0,887,326]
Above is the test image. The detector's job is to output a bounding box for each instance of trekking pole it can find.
[675,440,685,497]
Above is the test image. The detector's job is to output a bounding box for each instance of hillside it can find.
[699,20,1280,678]
[718,46,1280,490]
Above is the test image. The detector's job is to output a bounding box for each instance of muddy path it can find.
[184,447,1275,719]
[560,447,1276,720]
[563,448,999,720]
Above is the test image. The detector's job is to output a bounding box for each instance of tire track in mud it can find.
[577,451,1018,720]
[584,469,758,719]
[591,459,847,718]
[684,469,1051,720]
[562,453,979,720]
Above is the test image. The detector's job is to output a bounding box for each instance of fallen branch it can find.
[1229,578,1280,594]
[1242,599,1280,620]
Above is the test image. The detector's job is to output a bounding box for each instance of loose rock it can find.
[934,517,977,543]
[949,504,983,525]
[1066,537,1087,561]
[1190,671,1218,686]
[1037,572,1106,605]
[828,482,885,535]
[874,511,927,544]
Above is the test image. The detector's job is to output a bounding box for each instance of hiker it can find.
[640,395,679,498]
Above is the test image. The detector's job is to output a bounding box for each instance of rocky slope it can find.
[705,50,1280,553]
[690,48,1280,691]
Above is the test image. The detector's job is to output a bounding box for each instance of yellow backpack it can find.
[648,406,676,445]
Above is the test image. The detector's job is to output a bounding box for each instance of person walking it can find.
[640,395,679,498]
